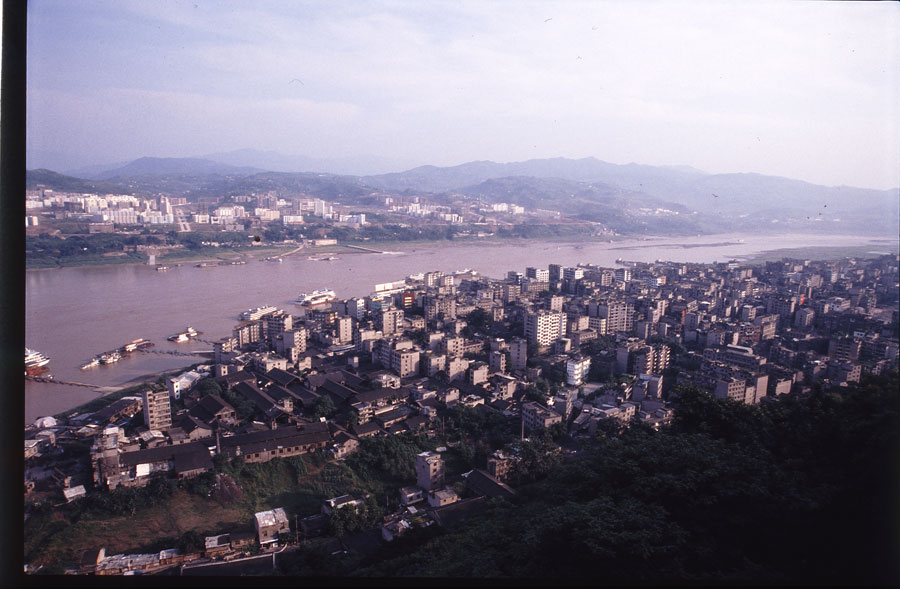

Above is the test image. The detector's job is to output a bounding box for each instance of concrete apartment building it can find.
[265,311,293,346]
[331,316,353,345]
[566,356,591,386]
[489,350,507,374]
[378,308,405,336]
[549,295,565,312]
[391,348,421,378]
[502,283,522,303]
[589,300,634,333]
[526,267,549,282]
[423,351,447,377]
[467,362,489,385]
[142,389,172,431]
[166,371,204,401]
[254,508,291,545]
[524,310,566,347]
[424,295,457,321]
[521,401,563,431]
[509,338,528,371]
[548,264,563,283]
[214,336,238,364]
[283,326,308,353]
[416,451,445,491]
[232,320,263,348]
[629,344,670,375]
[446,356,470,382]
[441,336,465,358]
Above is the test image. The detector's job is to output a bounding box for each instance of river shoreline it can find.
[37,239,897,424]
[20,233,732,272]
[27,231,900,273]
[49,364,207,421]
[25,232,898,423]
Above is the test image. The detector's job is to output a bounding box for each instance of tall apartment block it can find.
[548,264,563,283]
[265,311,293,346]
[524,310,566,347]
[526,267,550,281]
[142,388,172,431]
[214,336,238,364]
[233,320,263,348]
[378,308,404,336]
[335,316,354,344]
[489,349,507,374]
[416,451,444,491]
[509,338,528,371]
[589,300,634,334]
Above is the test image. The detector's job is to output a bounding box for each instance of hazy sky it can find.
[27,0,900,189]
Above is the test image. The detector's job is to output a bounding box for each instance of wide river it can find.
[24,232,898,423]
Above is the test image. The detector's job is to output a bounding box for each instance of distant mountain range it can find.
[67,156,265,180]
[359,157,708,194]
[29,152,899,236]
[64,148,414,178]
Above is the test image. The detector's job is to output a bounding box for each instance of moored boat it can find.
[80,357,100,370]
[25,348,51,376]
[295,289,337,306]
[98,351,121,364]
[122,338,154,353]
[168,327,200,342]
[241,306,278,321]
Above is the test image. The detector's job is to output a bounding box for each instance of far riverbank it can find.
[24,233,628,271]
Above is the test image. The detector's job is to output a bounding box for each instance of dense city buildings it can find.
[24,252,900,575]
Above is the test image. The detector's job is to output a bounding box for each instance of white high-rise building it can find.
[526,267,550,281]
[524,310,566,347]
[566,356,592,386]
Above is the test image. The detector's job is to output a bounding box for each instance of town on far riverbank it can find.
[26,172,899,272]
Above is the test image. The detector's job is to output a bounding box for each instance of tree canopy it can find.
[352,371,900,583]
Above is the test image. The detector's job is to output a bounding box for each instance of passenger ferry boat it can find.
[83,339,152,369]
[167,327,200,342]
[295,289,337,306]
[24,348,50,376]
[241,306,278,321]
[98,351,121,364]
[122,338,154,353]
[80,357,100,370]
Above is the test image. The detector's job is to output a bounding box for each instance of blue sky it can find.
[27,0,900,189]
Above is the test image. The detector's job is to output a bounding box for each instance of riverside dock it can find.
[343,244,387,253]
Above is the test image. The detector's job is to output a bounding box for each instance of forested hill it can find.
[352,372,899,584]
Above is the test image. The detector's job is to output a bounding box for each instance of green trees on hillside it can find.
[352,371,900,583]
[344,435,430,482]
[326,495,384,538]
